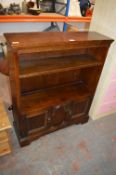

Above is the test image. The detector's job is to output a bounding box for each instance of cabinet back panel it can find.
[19,48,87,62]
[20,69,81,94]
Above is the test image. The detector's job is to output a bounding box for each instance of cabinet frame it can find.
[4,32,113,146]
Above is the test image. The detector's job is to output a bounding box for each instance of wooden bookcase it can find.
[4,32,113,146]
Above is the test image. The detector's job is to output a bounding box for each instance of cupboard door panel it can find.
[51,105,67,126]
[70,99,90,119]
[28,111,48,131]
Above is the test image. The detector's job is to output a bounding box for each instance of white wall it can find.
[89,0,116,120]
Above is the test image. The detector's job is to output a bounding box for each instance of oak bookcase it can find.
[4,32,113,146]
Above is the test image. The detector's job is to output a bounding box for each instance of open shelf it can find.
[19,54,101,78]
[21,81,91,117]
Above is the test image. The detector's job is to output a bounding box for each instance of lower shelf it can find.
[21,81,91,117]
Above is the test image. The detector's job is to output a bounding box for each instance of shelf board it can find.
[19,54,101,78]
[0,13,91,23]
[21,82,91,117]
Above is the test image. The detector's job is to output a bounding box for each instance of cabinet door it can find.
[28,111,48,131]
[68,99,90,121]
[50,104,67,127]
[48,99,90,128]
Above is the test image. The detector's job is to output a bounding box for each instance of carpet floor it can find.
[0,107,116,175]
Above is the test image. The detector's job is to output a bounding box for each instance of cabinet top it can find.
[4,32,113,53]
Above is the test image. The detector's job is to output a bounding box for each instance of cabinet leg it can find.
[13,121,30,147]
[80,115,89,124]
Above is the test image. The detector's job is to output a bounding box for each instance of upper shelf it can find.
[19,54,101,78]
[0,13,91,23]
